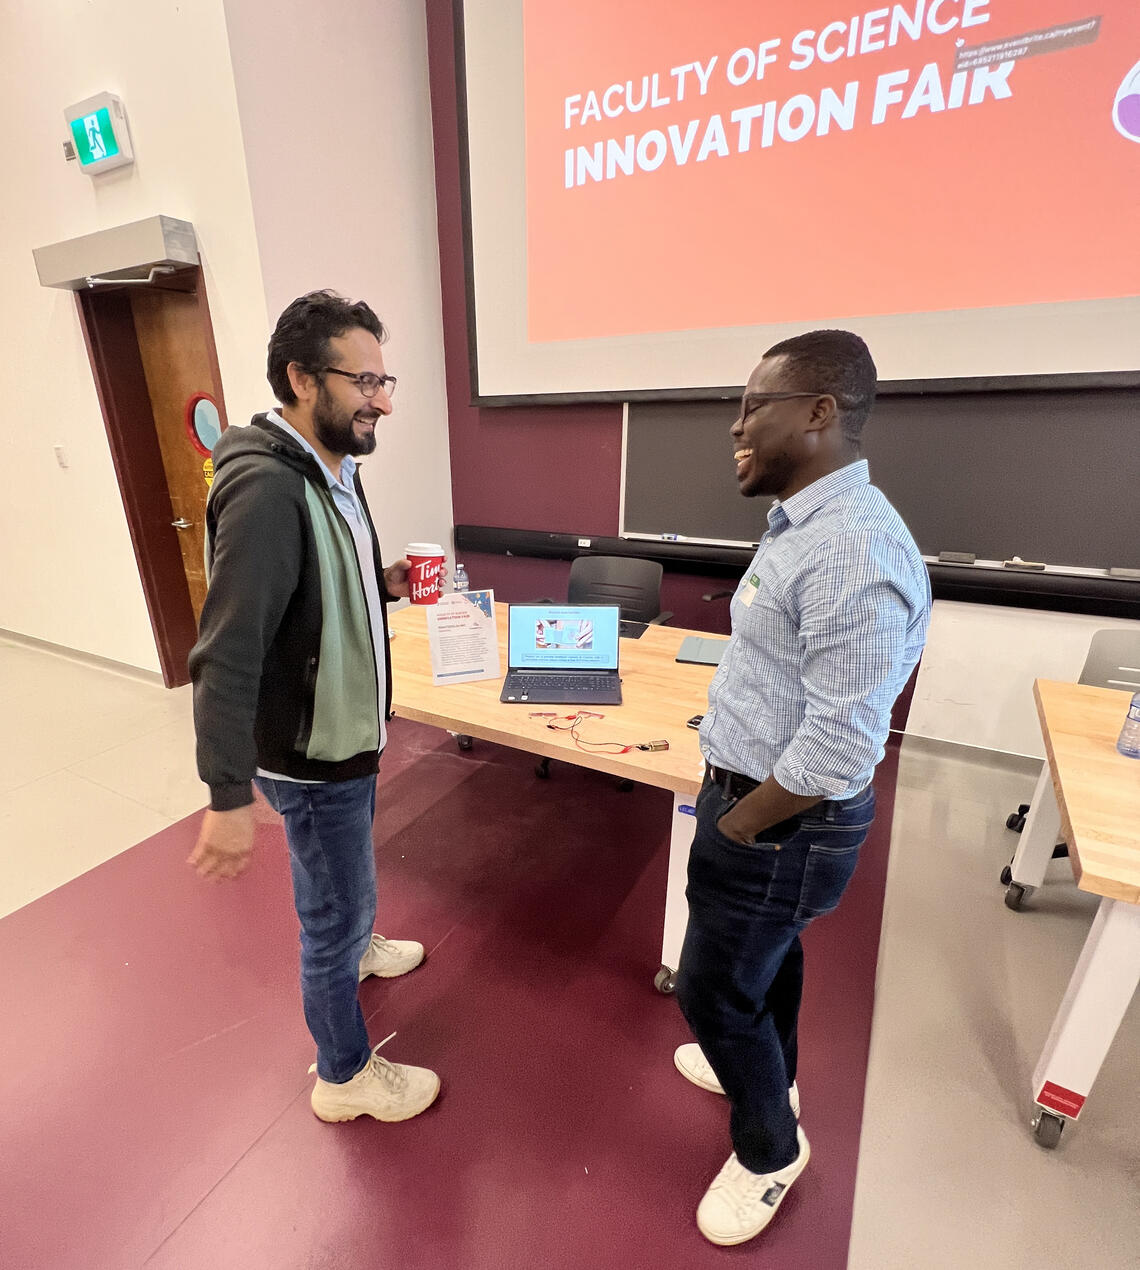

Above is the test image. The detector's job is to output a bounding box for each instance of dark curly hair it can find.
[267,290,387,406]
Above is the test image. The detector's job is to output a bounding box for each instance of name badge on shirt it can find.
[739,572,761,607]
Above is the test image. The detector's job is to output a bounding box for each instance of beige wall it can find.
[1,0,452,673]
[909,604,1140,758]
[222,0,453,572]
[0,0,270,671]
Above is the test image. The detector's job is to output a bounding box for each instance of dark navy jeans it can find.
[255,774,378,1083]
[676,777,876,1173]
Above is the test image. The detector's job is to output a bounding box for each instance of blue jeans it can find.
[676,778,876,1174]
[255,774,378,1083]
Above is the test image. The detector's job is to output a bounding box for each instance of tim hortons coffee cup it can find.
[406,542,445,604]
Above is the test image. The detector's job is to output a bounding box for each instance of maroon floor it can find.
[0,720,898,1269]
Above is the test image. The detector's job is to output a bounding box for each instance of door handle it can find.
[172,518,193,530]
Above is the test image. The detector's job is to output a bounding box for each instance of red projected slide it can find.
[524,1,1140,344]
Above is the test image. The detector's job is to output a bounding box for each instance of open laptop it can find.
[500,603,622,705]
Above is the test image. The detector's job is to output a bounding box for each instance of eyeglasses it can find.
[318,367,397,399]
[739,390,867,418]
[740,391,828,411]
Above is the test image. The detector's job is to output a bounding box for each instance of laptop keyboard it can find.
[510,674,615,692]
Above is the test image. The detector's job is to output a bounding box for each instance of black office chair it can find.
[1000,629,1140,900]
[567,555,673,628]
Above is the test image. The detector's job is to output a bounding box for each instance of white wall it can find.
[0,0,451,671]
[910,603,1140,757]
[221,0,453,570]
[0,0,269,671]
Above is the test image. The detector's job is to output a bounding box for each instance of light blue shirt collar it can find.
[769,459,869,531]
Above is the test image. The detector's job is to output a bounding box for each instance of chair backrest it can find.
[1078,629,1140,692]
[567,555,664,624]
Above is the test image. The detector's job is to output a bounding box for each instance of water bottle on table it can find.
[1117,692,1140,758]
[449,561,474,753]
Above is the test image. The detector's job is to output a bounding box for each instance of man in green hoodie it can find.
[188,291,440,1126]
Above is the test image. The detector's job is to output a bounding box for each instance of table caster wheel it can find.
[1000,865,1012,886]
[1004,882,1027,911]
[456,734,473,752]
[654,966,677,994]
[1006,812,1026,832]
[1032,1109,1065,1149]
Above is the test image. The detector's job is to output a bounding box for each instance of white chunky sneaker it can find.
[696,1127,810,1246]
[674,1042,724,1092]
[310,1044,440,1123]
[673,1044,800,1118]
[358,934,425,981]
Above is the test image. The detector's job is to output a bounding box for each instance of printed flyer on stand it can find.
[426,591,501,685]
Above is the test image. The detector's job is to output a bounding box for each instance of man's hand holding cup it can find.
[393,543,448,603]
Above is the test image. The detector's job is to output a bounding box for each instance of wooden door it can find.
[130,289,217,622]
[76,267,230,685]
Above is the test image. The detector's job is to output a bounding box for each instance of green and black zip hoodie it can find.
[189,414,393,811]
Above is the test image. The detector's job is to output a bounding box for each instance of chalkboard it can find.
[622,389,1140,572]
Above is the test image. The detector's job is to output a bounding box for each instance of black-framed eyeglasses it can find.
[738,390,865,420]
[318,367,397,399]
[740,391,828,410]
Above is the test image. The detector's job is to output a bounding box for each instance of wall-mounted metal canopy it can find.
[33,215,198,290]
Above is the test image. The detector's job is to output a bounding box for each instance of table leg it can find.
[1029,898,1140,1145]
[657,794,697,992]
[1006,762,1063,907]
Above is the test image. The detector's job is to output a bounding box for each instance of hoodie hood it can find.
[211,413,323,479]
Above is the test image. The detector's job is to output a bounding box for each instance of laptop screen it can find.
[507,605,620,671]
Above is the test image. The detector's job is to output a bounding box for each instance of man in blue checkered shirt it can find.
[673,330,931,1247]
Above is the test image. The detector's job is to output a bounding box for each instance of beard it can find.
[740,448,796,498]
[313,385,378,458]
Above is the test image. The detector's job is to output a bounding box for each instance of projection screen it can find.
[459,0,1140,399]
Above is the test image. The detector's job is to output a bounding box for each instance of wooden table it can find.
[387,602,719,986]
[1005,679,1140,1146]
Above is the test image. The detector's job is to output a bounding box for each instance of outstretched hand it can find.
[188,805,255,881]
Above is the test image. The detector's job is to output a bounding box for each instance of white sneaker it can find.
[310,1044,440,1123]
[358,934,424,981]
[696,1127,810,1246]
[673,1044,800,1118]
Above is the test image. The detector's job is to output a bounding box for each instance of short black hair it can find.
[762,329,877,442]
[267,290,387,406]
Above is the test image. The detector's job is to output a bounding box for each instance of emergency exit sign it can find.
[64,92,134,175]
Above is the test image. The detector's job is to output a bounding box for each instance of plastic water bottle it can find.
[1117,692,1140,758]
[452,562,469,593]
